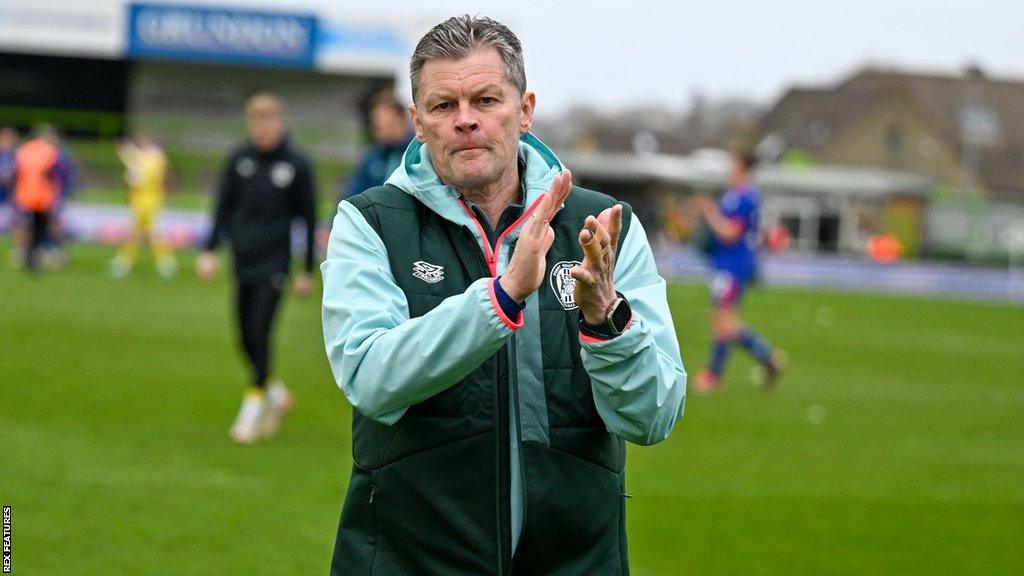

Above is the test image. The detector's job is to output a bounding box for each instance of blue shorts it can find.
[710,271,747,308]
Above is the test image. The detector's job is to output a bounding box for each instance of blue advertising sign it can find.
[317,24,407,57]
[127,3,318,68]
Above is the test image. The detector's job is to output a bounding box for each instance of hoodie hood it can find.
[385,132,565,229]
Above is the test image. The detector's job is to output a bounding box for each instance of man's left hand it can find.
[571,204,623,325]
[293,272,314,298]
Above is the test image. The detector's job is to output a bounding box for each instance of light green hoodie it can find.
[322,133,686,552]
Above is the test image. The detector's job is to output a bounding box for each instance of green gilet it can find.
[331,184,634,576]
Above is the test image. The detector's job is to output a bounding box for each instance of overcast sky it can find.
[206,0,1024,115]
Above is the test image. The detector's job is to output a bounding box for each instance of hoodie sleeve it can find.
[321,200,521,425]
[580,214,687,445]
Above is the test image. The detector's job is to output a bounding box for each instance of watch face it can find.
[609,298,632,333]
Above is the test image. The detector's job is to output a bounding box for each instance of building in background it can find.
[759,66,1024,260]
[562,149,935,255]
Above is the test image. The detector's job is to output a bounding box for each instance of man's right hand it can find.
[500,170,573,302]
[196,251,218,282]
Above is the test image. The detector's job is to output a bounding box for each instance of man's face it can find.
[248,109,285,152]
[410,47,534,192]
[370,104,409,144]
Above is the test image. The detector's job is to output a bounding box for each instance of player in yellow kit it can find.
[110,135,178,278]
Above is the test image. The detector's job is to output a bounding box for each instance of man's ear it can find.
[408,104,424,141]
[519,90,536,134]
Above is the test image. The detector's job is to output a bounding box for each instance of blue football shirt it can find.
[708,185,760,280]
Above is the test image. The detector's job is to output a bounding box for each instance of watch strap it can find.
[578,291,630,339]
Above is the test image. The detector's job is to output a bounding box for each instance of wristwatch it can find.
[579,291,632,339]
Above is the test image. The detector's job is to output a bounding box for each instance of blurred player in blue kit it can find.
[693,151,785,392]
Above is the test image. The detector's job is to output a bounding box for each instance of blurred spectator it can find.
[0,127,17,233]
[43,130,77,268]
[110,135,178,278]
[13,125,60,271]
[196,92,317,445]
[341,90,412,201]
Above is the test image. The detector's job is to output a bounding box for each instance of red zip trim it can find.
[458,193,548,276]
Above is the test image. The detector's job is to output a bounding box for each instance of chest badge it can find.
[271,162,295,188]
[412,260,444,284]
[236,157,256,178]
[549,260,581,310]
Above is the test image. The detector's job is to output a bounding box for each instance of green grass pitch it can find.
[1,242,1022,575]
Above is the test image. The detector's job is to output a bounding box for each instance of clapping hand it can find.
[571,204,623,324]
[500,170,573,302]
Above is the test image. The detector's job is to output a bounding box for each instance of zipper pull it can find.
[369,486,376,504]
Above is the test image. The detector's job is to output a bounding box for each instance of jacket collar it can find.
[385,132,565,232]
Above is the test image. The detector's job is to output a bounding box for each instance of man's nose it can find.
[453,104,479,133]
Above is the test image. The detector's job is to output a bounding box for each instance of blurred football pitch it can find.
[1,241,1022,575]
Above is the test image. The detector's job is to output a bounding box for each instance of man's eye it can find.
[433,102,452,112]
[479,97,497,105]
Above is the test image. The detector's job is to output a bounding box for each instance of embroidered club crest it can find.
[412,261,444,284]
[549,260,581,310]
[271,162,295,188]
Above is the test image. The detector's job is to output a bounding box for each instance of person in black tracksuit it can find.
[197,93,317,444]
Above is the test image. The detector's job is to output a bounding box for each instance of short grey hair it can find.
[410,15,526,103]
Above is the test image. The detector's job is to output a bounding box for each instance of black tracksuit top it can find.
[206,138,317,283]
